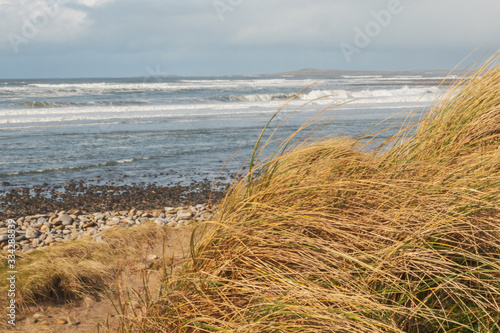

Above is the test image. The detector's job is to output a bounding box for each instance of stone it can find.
[58,214,73,226]
[26,227,40,239]
[44,235,54,245]
[37,217,47,224]
[148,209,164,218]
[107,217,120,226]
[177,210,193,221]
[0,234,8,242]
[154,218,166,226]
[22,245,33,253]
[159,213,166,219]
[32,239,40,247]
[57,318,68,325]
[51,219,62,226]
[78,216,90,223]
[83,222,96,229]
[67,209,81,215]
[55,225,65,231]
[15,234,27,242]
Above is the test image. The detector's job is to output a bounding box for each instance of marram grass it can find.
[105,56,500,332]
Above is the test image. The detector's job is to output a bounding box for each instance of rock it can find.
[128,208,137,216]
[15,234,27,242]
[54,225,65,231]
[78,216,90,223]
[26,317,38,324]
[44,235,54,245]
[0,234,8,242]
[67,209,81,215]
[107,217,120,226]
[22,245,33,253]
[26,227,40,239]
[33,314,47,320]
[147,209,164,218]
[177,210,193,221]
[95,236,106,243]
[154,218,166,226]
[37,217,47,224]
[57,318,68,325]
[50,219,62,226]
[40,224,50,232]
[32,239,40,247]
[83,222,96,229]
[58,214,73,226]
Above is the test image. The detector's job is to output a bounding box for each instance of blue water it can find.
[0,73,447,191]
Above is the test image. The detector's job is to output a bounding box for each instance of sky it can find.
[0,0,499,79]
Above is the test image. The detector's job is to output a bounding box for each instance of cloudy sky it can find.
[0,0,499,78]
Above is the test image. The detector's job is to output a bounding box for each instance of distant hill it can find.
[263,68,452,77]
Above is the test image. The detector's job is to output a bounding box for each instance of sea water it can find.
[0,73,449,191]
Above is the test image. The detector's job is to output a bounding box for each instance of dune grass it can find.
[0,222,166,315]
[109,55,500,333]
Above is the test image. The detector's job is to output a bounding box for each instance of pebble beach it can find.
[0,203,214,253]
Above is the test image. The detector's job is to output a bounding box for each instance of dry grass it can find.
[0,222,166,314]
[113,54,500,332]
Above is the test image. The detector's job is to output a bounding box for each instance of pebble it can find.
[57,318,68,325]
[0,204,214,253]
[177,210,193,221]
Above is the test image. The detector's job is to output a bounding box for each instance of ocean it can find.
[0,73,450,192]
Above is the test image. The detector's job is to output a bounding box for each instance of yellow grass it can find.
[0,222,166,313]
[115,54,500,332]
